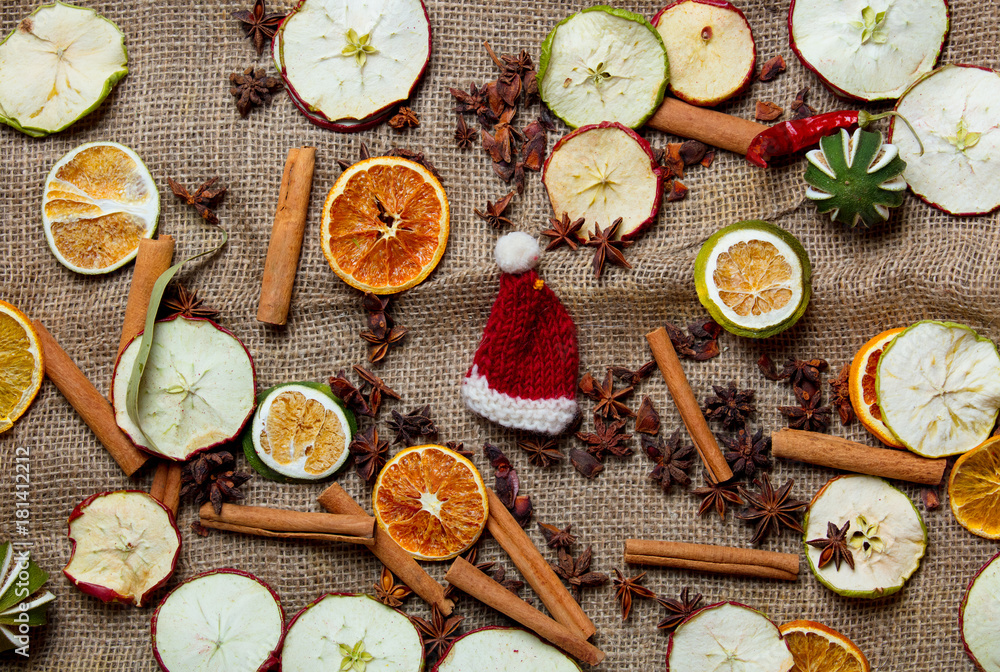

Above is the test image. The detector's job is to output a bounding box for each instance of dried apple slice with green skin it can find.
[876,320,1000,458]
[804,475,926,599]
[542,122,665,241]
[434,627,581,672]
[652,0,756,107]
[278,0,430,124]
[151,569,284,672]
[64,491,181,607]
[281,593,424,672]
[667,602,793,672]
[0,2,128,137]
[538,5,669,129]
[961,551,1000,672]
[788,0,948,101]
[112,316,257,461]
[890,65,1000,216]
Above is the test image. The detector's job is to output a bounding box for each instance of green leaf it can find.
[862,6,875,23]
[0,553,48,613]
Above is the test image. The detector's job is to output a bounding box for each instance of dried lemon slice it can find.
[779,620,870,672]
[876,320,1000,458]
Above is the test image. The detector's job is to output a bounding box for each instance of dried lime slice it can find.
[890,65,1000,215]
[962,552,1000,672]
[0,2,128,137]
[667,602,793,672]
[694,221,811,339]
[245,382,355,482]
[538,5,668,129]
[876,320,1000,458]
[804,475,926,599]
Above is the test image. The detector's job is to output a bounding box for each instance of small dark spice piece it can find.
[806,520,855,571]
[374,565,413,607]
[484,443,520,509]
[576,415,632,461]
[538,522,576,551]
[167,177,227,225]
[829,365,855,425]
[634,396,661,435]
[329,370,373,417]
[490,565,526,597]
[540,213,585,251]
[570,449,604,478]
[454,115,477,149]
[450,82,494,126]
[704,381,756,431]
[666,321,721,361]
[361,325,408,363]
[612,568,657,620]
[517,436,563,467]
[692,473,744,520]
[679,140,708,166]
[922,487,941,510]
[353,365,401,416]
[520,119,548,171]
[179,450,251,515]
[389,106,420,130]
[737,474,808,545]
[611,361,657,387]
[550,546,609,599]
[723,427,771,480]
[587,218,633,279]
[700,150,716,168]
[348,425,389,484]
[779,390,832,433]
[665,180,689,202]
[411,606,464,663]
[642,430,695,492]
[579,370,634,420]
[232,0,285,56]
[474,192,516,229]
[660,143,685,179]
[229,66,282,118]
[445,441,474,459]
[790,87,817,119]
[161,282,220,320]
[759,55,786,81]
[387,406,438,446]
[656,587,703,631]
[755,101,783,122]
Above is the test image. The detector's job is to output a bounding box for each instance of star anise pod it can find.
[167,177,227,225]
[703,382,756,431]
[829,365,855,425]
[656,587,703,631]
[229,66,282,118]
[579,370,634,419]
[569,449,604,478]
[538,522,576,551]
[613,568,657,620]
[642,430,695,492]
[760,355,829,400]
[387,405,438,446]
[484,42,527,107]
[389,106,420,130]
[779,390,832,433]
[445,441,474,459]
[491,565,525,597]
[348,425,389,484]
[179,450,251,515]
[517,436,563,467]
[161,282,219,320]
[232,0,285,55]
[722,427,771,480]
[737,474,808,545]
[540,213,584,251]
[586,218,633,279]
[610,361,657,387]
[374,566,413,607]
[474,191,515,229]
[790,87,816,119]
[550,546,609,599]
[353,365,401,416]
[454,115,476,149]
[449,82,496,127]
[328,370,373,417]
[692,473,744,520]
[361,325,407,363]
[807,520,855,571]
[576,415,632,461]
[411,606,464,663]
[634,396,661,435]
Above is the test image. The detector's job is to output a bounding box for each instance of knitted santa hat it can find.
[461,231,579,435]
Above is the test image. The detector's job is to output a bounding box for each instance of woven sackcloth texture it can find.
[1,0,999,669]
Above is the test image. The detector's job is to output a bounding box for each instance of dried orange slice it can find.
[42,142,159,274]
[848,328,904,447]
[779,620,869,672]
[321,156,449,295]
[949,436,1000,539]
[0,301,43,434]
[373,444,488,561]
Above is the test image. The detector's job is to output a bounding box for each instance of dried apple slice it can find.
[667,602,793,672]
[961,551,1000,672]
[64,491,181,607]
[652,0,756,107]
[804,475,926,599]
[434,627,581,671]
[112,316,257,461]
[281,593,424,672]
[0,2,128,137]
[789,0,948,101]
[278,0,430,125]
[542,122,665,240]
[876,320,1000,458]
[538,6,669,129]
[890,65,1000,215]
[151,569,284,672]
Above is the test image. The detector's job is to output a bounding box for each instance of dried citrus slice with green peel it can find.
[694,221,811,338]
[244,382,355,482]
[538,5,669,129]
[876,320,1000,458]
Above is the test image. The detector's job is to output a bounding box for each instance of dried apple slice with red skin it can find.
[652,0,756,107]
[542,122,665,241]
[64,491,181,607]
[433,626,582,671]
[961,551,1000,672]
[667,601,793,672]
[151,569,284,672]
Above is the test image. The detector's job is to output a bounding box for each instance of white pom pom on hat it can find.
[495,231,541,274]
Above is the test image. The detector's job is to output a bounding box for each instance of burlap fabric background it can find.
[1,0,999,669]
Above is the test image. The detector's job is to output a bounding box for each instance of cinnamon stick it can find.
[445,556,605,666]
[317,483,455,615]
[485,489,595,639]
[257,147,316,325]
[199,502,375,545]
[149,462,182,516]
[32,320,149,476]
[772,428,946,485]
[117,236,175,356]
[624,539,799,581]
[646,327,733,482]
[646,98,767,155]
